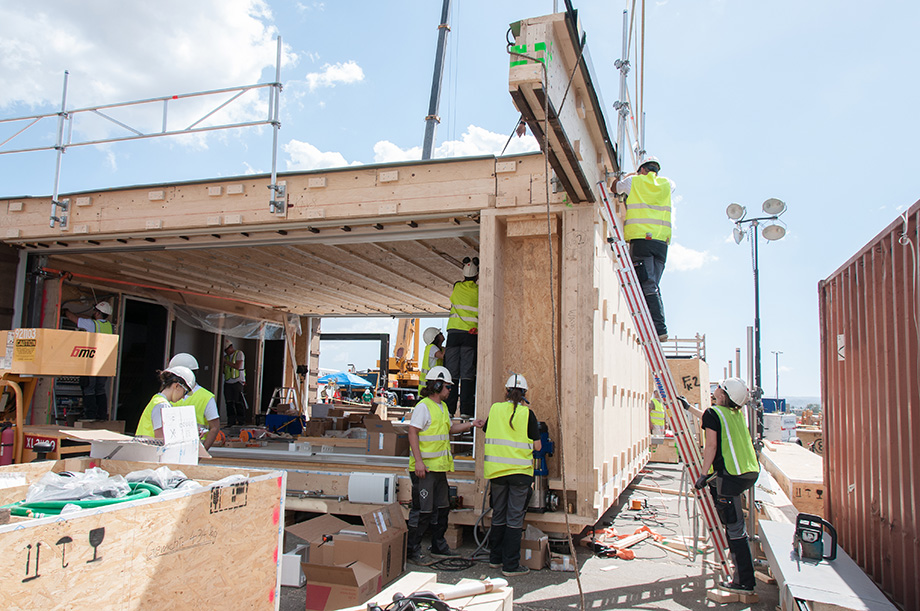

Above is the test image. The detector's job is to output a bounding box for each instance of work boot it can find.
[502,527,524,573]
[428,507,452,557]
[488,524,506,568]
[720,538,755,593]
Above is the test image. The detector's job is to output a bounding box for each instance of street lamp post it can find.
[727,199,787,549]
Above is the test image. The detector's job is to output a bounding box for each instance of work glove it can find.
[694,472,714,490]
[677,396,692,411]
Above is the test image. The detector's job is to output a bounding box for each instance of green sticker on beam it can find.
[534,42,546,51]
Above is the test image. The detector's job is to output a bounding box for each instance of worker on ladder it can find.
[406,366,484,565]
[418,327,445,393]
[444,257,479,417]
[687,377,760,595]
[614,156,672,341]
[167,353,221,450]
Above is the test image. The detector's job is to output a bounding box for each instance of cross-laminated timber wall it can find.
[476,201,649,521]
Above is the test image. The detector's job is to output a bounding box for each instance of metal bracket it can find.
[268,183,287,215]
[50,198,69,229]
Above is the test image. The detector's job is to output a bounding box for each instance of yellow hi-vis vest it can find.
[650,398,666,428]
[93,320,113,334]
[409,397,453,472]
[418,343,444,392]
[172,386,215,427]
[484,401,534,479]
[224,349,243,381]
[710,405,760,476]
[136,393,169,437]
[625,172,672,243]
[446,281,479,332]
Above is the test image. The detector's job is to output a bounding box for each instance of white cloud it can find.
[0,1,291,142]
[305,61,364,91]
[667,243,717,271]
[373,124,540,163]
[285,124,540,172]
[284,139,350,170]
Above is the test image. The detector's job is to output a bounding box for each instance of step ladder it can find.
[597,181,731,576]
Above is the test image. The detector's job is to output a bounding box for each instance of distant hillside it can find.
[784,396,822,410]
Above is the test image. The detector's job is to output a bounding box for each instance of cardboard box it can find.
[364,416,410,457]
[0,328,118,376]
[649,438,679,463]
[333,504,408,585]
[0,459,285,609]
[303,418,331,438]
[72,420,127,434]
[520,534,548,570]
[286,513,350,566]
[290,504,407,587]
[303,561,382,611]
[549,551,576,572]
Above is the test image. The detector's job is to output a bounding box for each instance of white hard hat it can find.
[506,373,528,391]
[423,327,442,345]
[166,365,196,390]
[719,377,750,406]
[168,353,199,371]
[639,155,660,172]
[224,338,233,350]
[426,366,453,385]
[95,302,113,316]
[462,256,479,278]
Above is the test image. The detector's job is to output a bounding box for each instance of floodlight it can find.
[762,198,786,216]
[726,203,746,220]
[762,223,786,241]
[733,227,745,244]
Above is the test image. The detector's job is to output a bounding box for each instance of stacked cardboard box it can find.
[286,504,408,611]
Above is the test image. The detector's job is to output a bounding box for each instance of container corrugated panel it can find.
[819,199,920,610]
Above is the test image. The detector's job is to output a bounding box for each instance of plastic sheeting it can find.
[164,300,301,341]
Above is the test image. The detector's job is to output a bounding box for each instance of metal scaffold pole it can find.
[613,10,629,172]
[50,71,70,229]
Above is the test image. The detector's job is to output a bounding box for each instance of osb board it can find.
[0,460,285,610]
[497,222,560,478]
[760,442,826,517]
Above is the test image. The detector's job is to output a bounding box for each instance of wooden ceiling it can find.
[45,226,480,317]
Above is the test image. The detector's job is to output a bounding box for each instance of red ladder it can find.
[597,181,731,576]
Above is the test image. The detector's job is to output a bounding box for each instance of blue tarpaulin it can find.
[317,371,373,388]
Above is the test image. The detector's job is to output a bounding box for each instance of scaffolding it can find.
[0,37,286,227]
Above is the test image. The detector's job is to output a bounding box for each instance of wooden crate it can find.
[0,458,285,609]
[760,441,825,517]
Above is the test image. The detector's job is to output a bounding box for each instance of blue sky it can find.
[1,1,917,397]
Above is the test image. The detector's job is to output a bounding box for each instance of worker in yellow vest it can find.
[688,377,760,595]
[649,391,666,435]
[614,156,672,341]
[64,300,115,420]
[406,366,484,565]
[418,327,445,393]
[484,374,541,577]
[167,353,221,449]
[222,339,246,427]
[136,366,195,438]
[444,256,479,417]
